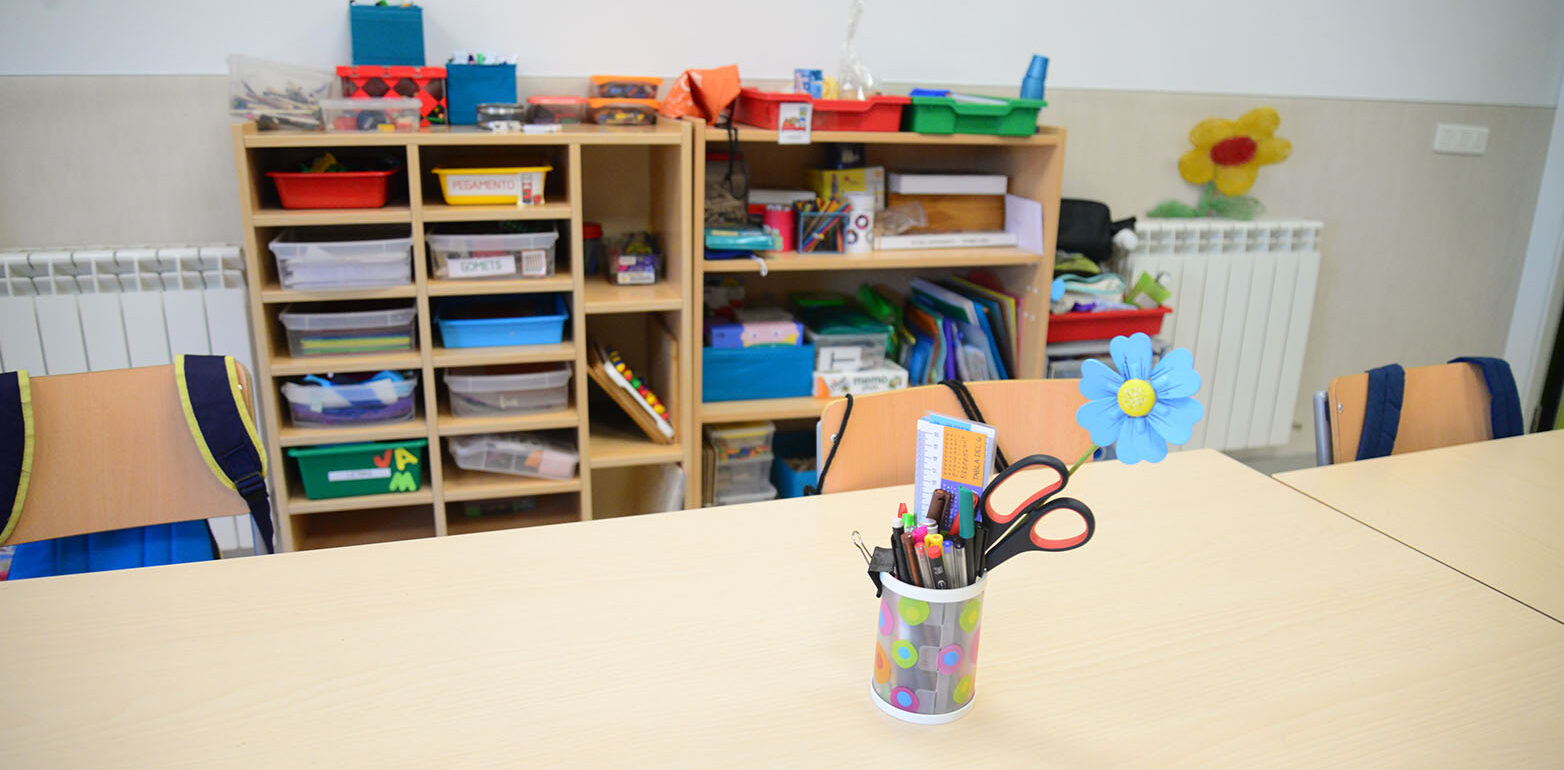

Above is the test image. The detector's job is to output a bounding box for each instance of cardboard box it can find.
[806,166,884,210]
[812,362,909,397]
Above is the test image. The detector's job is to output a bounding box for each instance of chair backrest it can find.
[816,379,1092,494]
[1325,362,1493,463]
[4,363,253,545]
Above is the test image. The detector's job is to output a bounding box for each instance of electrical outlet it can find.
[1434,123,1489,155]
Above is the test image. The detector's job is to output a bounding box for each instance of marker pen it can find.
[952,540,968,588]
[914,536,933,587]
[925,534,948,589]
[891,517,910,583]
[901,531,923,587]
[942,539,958,585]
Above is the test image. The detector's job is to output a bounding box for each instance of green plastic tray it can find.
[288,439,427,500]
[905,96,1045,136]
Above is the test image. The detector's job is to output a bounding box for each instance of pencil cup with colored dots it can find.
[871,572,985,724]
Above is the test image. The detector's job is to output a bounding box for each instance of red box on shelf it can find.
[266,170,397,209]
[1047,306,1172,343]
[337,65,447,126]
[732,88,910,132]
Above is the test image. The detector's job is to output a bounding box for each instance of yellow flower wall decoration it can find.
[1151,107,1292,220]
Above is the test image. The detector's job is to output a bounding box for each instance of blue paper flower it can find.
[1075,333,1204,464]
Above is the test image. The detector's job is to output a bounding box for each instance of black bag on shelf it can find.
[1057,199,1135,264]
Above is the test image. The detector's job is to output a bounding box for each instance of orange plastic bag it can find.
[659,65,741,125]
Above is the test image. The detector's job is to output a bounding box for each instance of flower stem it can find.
[1196,182,1215,216]
[1068,445,1098,476]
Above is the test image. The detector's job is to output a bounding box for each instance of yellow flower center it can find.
[1117,379,1156,417]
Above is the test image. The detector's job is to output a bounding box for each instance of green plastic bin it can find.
[904,96,1046,136]
[288,439,427,500]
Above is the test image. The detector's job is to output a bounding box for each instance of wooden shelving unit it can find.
[689,123,1065,501]
[233,122,695,552]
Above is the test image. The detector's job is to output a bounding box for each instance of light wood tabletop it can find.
[2,450,1561,768]
[1276,429,1564,624]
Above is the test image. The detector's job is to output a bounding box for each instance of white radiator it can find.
[1117,220,1322,452]
[0,245,258,553]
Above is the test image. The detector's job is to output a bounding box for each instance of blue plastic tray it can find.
[702,344,814,402]
[436,294,568,348]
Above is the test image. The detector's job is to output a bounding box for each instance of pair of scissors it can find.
[973,454,1095,574]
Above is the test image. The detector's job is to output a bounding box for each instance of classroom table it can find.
[1,450,1561,767]
[1276,429,1564,625]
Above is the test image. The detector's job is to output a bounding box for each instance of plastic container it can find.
[435,294,568,348]
[733,89,911,132]
[587,98,659,126]
[279,302,417,357]
[267,169,396,210]
[702,345,815,402]
[319,97,420,132]
[528,96,589,124]
[582,222,604,274]
[448,432,578,480]
[1046,306,1171,343]
[338,65,448,126]
[904,95,1045,136]
[281,371,419,427]
[349,4,424,67]
[797,211,847,253]
[227,54,336,131]
[706,421,775,461]
[287,439,427,500]
[475,103,526,131]
[713,455,772,495]
[444,362,572,416]
[590,75,661,99]
[427,230,558,280]
[806,329,890,372]
[871,573,986,724]
[713,481,778,507]
[432,166,551,206]
[447,63,517,125]
[604,232,659,285]
[269,229,412,290]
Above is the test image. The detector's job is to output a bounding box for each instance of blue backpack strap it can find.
[1449,356,1524,439]
[175,355,275,553]
[0,370,35,545]
[1356,364,1404,460]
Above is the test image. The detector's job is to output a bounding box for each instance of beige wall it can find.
[0,76,1552,454]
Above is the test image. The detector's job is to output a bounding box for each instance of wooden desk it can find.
[1277,430,1564,624]
[2,450,1561,767]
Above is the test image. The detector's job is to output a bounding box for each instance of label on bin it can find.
[449,253,517,278]
[520,249,548,276]
[328,467,393,482]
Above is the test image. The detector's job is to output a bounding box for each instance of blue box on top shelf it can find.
[702,345,815,402]
[771,430,818,498]
[447,63,517,125]
[350,4,425,66]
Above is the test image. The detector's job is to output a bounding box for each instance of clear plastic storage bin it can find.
[448,432,578,480]
[444,363,572,416]
[281,371,419,426]
[278,302,417,357]
[427,230,558,280]
[319,97,421,132]
[714,482,778,506]
[806,328,890,372]
[705,421,776,461]
[269,228,413,290]
[714,455,773,496]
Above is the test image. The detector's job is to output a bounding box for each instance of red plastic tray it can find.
[732,88,911,132]
[1047,306,1172,343]
[267,170,396,209]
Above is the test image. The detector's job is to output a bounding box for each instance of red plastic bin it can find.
[1047,306,1172,343]
[267,170,397,210]
[732,89,911,132]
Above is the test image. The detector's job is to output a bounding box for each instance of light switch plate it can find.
[1434,123,1489,155]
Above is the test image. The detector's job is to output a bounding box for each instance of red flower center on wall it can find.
[1210,136,1257,166]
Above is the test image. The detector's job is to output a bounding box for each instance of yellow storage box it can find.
[431,165,552,205]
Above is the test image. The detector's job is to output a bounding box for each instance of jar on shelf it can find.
[582,221,604,275]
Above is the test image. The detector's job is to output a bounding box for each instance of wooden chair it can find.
[1314,362,1501,465]
[3,363,256,546]
[815,380,1092,494]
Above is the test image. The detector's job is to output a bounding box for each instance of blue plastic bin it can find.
[436,294,568,348]
[702,345,814,402]
[350,4,425,66]
[447,63,517,125]
[771,430,817,498]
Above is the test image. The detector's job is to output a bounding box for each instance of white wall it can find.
[4,0,1562,106]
